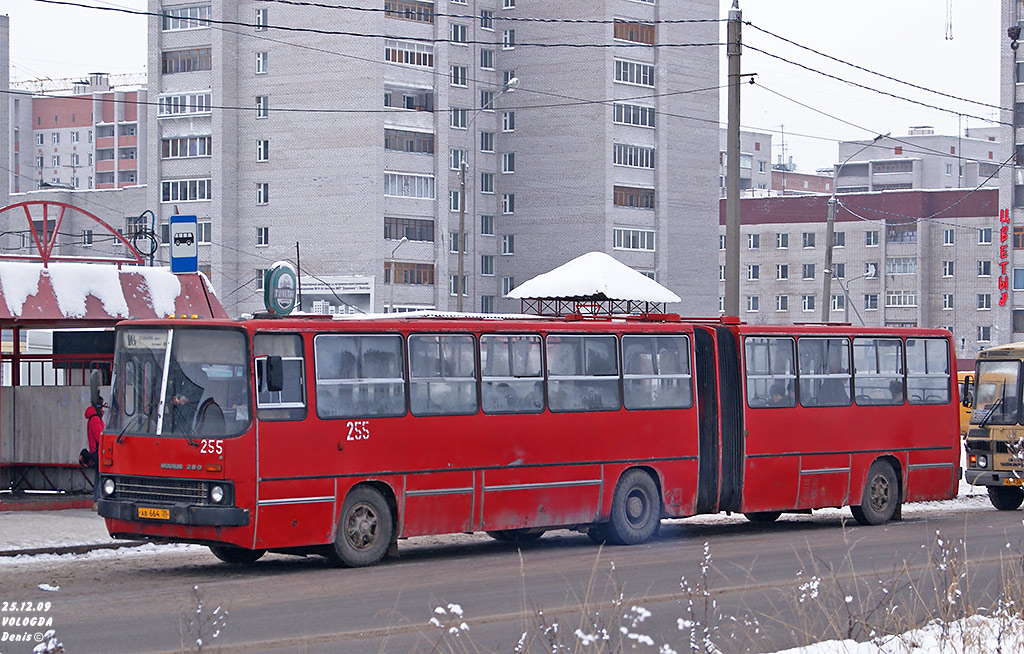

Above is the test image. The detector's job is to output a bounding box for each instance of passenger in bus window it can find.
[889,379,905,404]
[769,381,792,407]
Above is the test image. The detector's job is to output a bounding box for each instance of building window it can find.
[1014,310,1024,333]
[502,29,516,49]
[866,230,879,246]
[885,290,917,308]
[802,263,815,280]
[256,269,267,290]
[387,262,435,285]
[161,5,212,30]
[481,49,494,70]
[82,229,93,246]
[978,260,992,277]
[71,131,79,144]
[776,264,788,280]
[385,0,434,23]
[257,183,269,205]
[747,264,760,281]
[502,276,515,295]
[256,51,268,74]
[480,89,495,110]
[719,297,725,314]
[502,152,515,173]
[613,103,656,128]
[978,293,992,310]
[480,9,494,29]
[480,172,494,193]
[978,325,992,343]
[802,295,815,312]
[257,139,269,161]
[160,178,212,202]
[833,263,845,279]
[833,231,845,247]
[831,295,845,311]
[776,232,789,249]
[160,136,212,159]
[746,296,759,312]
[480,295,495,313]
[613,185,655,209]
[385,216,434,242]
[448,231,467,253]
[450,65,468,87]
[481,215,494,236]
[449,190,461,212]
[255,7,268,29]
[1015,268,1024,291]
[942,294,954,310]
[503,0,515,7]
[885,257,917,275]
[255,95,269,118]
[802,232,815,248]
[864,294,879,310]
[719,265,726,282]
[158,92,212,116]
[1014,226,1024,249]
[481,255,495,276]
[747,233,760,250]
[502,69,516,88]
[450,148,465,171]
[385,39,435,67]
[450,108,468,129]
[502,194,515,214]
[161,48,213,74]
[776,295,788,311]
[614,59,654,87]
[613,19,655,44]
[502,234,515,255]
[257,226,269,246]
[51,155,60,167]
[613,143,655,169]
[385,128,434,154]
[719,234,726,250]
[614,228,656,251]
[943,228,955,245]
[384,172,436,198]
[502,111,516,132]
[52,132,59,145]
[979,228,993,245]
[450,23,468,43]
[35,133,43,146]
[480,131,494,152]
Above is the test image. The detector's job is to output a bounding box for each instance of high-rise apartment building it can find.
[146,0,719,316]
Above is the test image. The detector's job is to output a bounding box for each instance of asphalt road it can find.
[3,498,1022,654]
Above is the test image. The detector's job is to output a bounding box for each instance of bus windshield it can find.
[109,327,251,438]
[971,360,1021,426]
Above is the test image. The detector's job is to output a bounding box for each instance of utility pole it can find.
[821,196,836,322]
[724,1,742,317]
[456,161,467,312]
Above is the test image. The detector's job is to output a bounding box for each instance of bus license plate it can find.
[1002,478,1024,487]
[137,507,170,520]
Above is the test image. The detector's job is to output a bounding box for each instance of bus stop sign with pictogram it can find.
[170,215,199,274]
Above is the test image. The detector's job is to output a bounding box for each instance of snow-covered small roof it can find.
[507,252,681,303]
[0,261,227,326]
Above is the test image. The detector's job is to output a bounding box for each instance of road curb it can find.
[0,540,150,558]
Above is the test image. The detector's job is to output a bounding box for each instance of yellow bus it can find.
[963,342,1024,510]
[958,371,972,437]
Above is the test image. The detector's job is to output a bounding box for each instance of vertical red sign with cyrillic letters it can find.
[999,208,1010,306]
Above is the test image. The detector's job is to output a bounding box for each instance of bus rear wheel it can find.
[486,529,544,543]
[606,469,661,545]
[851,461,899,526]
[328,486,394,567]
[209,545,266,565]
[988,485,1024,511]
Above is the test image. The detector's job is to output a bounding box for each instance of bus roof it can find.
[977,341,1024,360]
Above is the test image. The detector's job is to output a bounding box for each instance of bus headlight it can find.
[970,454,988,469]
[210,485,225,504]
[102,478,116,496]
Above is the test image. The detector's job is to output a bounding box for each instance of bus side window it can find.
[852,337,904,406]
[253,333,306,421]
[481,334,543,414]
[546,335,620,412]
[799,337,851,407]
[409,334,478,416]
[314,334,405,419]
[906,338,951,404]
[623,335,693,410]
[744,336,795,408]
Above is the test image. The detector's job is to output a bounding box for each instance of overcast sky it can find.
[4,0,1003,172]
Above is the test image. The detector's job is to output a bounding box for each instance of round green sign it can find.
[264,262,298,315]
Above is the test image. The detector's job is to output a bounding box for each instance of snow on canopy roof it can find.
[0,261,227,325]
[507,252,681,303]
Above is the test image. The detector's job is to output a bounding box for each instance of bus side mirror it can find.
[265,356,284,393]
[961,375,974,408]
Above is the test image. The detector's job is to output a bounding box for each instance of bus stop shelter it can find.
[0,201,228,494]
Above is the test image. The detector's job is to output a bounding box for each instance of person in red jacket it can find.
[84,401,104,505]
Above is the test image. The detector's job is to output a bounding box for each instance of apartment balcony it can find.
[96,136,115,149]
[95,159,116,173]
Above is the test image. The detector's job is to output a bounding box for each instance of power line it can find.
[745,21,1008,114]
[27,0,722,48]
[743,43,1009,127]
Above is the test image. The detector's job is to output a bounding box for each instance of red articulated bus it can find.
[97,315,960,566]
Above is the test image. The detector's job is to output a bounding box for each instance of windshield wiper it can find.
[980,396,1004,427]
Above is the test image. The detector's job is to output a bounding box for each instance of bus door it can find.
[693,327,744,515]
[252,333,334,549]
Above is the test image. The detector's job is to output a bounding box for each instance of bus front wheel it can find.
[988,485,1024,511]
[209,545,266,565]
[851,461,899,526]
[606,469,661,545]
[329,486,394,567]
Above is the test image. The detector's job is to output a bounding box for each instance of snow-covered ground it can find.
[774,615,1024,653]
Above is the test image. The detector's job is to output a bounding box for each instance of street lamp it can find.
[821,132,890,322]
[389,236,408,313]
[456,76,520,312]
[836,262,877,326]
